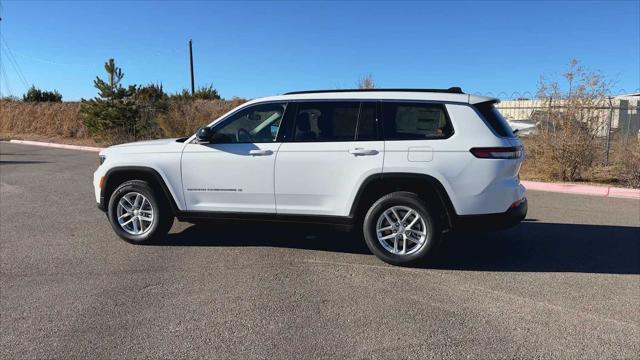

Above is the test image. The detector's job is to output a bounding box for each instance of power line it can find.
[8,48,89,68]
[2,46,28,89]
[0,64,13,97]
[1,33,30,91]
[1,35,29,89]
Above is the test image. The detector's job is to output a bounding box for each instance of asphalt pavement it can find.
[1,142,639,359]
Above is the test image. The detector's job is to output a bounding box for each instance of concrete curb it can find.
[521,180,640,200]
[5,139,638,200]
[8,139,104,152]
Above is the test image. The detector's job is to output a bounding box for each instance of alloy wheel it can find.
[375,205,428,255]
[116,192,154,235]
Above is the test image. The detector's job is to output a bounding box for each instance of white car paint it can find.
[274,140,384,216]
[181,142,282,212]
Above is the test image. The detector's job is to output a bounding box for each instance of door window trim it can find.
[189,100,290,144]
[191,99,459,144]
[207,102,289,144]
[289,100,361,143]
[285,100,387,143]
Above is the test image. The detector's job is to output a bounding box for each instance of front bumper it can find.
[94,165,107,212]
[453,198,527,232]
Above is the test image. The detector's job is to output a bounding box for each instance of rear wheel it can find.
[363,192,439,265]
[107,180,174,244]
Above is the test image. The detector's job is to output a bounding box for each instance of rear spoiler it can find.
[468,94,499,105]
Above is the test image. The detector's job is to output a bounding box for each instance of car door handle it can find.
[349,148,378,156]
[249,149,273,156]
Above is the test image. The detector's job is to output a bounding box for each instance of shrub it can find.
[170,84,221,101]
[132,83,169,140]
[533,59,614,181]
[22,86,63,102]
[611,138,640,188]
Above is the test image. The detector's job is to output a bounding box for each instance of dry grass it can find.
[156,98,246,138]
[608,138,640,188]
[521,136,640,188]
[1,98,247,143]
[0,101,89,139]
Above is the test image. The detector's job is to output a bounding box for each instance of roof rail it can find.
[283,87,464,95]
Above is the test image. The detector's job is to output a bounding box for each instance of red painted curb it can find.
[521,180,639,200]
[608,187,640,199]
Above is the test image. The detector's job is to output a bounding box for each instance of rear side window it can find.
[293,102,359,142]
[474,102,515,138]
[382,102,453,140]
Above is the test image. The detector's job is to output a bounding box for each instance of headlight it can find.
[99,155,106,165]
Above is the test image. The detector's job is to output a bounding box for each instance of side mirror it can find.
[196,127,213,143]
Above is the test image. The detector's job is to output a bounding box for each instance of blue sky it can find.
[1,0,638,100]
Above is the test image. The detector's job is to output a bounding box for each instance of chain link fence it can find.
[485,90,640,166]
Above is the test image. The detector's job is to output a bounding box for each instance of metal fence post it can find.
[547,96,552,133]
[604,97,613,166]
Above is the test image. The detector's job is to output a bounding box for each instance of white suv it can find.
[93,88,527,265]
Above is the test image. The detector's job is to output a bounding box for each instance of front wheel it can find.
[107,180,174,244]
[363,192,439,266]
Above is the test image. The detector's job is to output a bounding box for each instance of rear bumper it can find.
[453,198,527,232]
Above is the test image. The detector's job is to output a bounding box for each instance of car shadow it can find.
[165,221,370,254]
[164,220,640,275]
[431,221,640,274]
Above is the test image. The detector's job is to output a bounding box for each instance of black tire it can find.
[107,180,174,244]
[362,191,439,266]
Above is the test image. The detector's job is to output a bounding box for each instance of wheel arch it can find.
[101,166,180,214]
[349,173,457,231]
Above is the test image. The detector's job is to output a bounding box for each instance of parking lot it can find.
[1,142,639,359]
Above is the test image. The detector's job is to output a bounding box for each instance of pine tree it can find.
[79,59,144,142]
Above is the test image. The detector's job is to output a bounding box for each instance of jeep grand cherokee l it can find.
[94,88,527,265]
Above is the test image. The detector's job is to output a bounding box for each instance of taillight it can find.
[470,146,522,159]
[510,198,526,208]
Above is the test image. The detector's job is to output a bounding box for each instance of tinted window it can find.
[382,102,453,140]
[213,103,286,143]
[294,102,359,142]
[357,102,378,141]
[474,102,515,138]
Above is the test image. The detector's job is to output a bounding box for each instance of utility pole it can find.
[189,39,195,95]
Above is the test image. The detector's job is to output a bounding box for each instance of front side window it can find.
[211,103,286,143]
[293,102,359,142]
[382,102,453,140]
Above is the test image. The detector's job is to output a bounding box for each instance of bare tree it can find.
[533,59,615,181]
[357,74,375,89]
